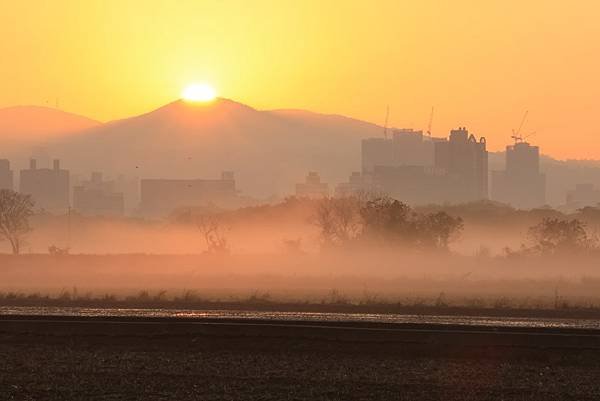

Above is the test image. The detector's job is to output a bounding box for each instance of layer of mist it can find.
[2,199,600,308]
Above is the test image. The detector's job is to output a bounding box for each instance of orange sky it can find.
[0,0,598,158]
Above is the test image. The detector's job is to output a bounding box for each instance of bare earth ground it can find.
[1,318,600,401]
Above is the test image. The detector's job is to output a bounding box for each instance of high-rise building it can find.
[361,138,395,173]
[392,129,436,167]
[434,127,488,202]
[369,165,450,205]
[491,141,546,209]
[361,129,437,173]
[296,172,329,198]
[0,159,13,190]
[140,171,238,216]
[357,126,488,205]
[20,159,70,212]
[73,172,125,216]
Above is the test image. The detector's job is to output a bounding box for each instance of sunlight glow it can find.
[181,83,217,102]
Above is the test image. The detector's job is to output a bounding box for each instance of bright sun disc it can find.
[182,83,217,102]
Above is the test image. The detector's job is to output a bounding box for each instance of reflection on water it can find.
[2,306,600,329]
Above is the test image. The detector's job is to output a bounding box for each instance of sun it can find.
[181,83,217,102]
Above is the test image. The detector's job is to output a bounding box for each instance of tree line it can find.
[313,196,464,251]
[1,187,599,256]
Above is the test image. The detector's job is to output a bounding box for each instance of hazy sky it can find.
[0,0,598,158]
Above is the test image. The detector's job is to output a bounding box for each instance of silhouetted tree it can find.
[574,206,600,233]
[313,197,361,247]
[357,197,462,250]
[417,212,464,250]
[196,215,230,254]
[527,218,597,255]
[359,197,416,244]
[0,189,34,255]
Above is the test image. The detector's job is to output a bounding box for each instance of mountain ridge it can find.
[0,105,100,138]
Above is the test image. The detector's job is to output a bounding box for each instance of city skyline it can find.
[2,120,595,218]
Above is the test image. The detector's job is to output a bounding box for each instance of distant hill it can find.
[0,105,100,139]
[45,98,383,198]
[0,106,101,167]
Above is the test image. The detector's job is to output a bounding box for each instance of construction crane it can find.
[511,110,529,144]
[426,106,434,136]
[522,131,536,142]
[383,105,390,139]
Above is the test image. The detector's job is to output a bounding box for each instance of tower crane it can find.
[511,110,529,144]
[426,106,434,136]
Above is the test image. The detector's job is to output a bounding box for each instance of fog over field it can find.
[3,198,600,309]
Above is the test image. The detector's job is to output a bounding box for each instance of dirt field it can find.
[1,317,600,400]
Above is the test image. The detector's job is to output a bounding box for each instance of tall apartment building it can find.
[491,141,546,209]
[361,138,396,173]
[361,129,437,173]
[349,127,488,205]
[434,127,488,202]
[20,159,70,212]
[392,129,436,167]
[0,159,13,190]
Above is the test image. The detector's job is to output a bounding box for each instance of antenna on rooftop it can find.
[383,105,389,139]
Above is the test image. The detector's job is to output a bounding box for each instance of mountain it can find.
[45,98,383,198]
[0,105,101,166]
[0,105,100,139]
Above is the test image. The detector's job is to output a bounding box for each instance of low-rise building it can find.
[73,172,125,216]
[296,172,329,198]
[140,171,238,216]
[335,172,374,197]
[20,159,69,213]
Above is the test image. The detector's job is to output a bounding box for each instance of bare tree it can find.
[360,197,415,243]
[0,189,34,255]
[357,197,462,250]
[527,218,597,255]
[417,211,464,250]
[196,215,230,254]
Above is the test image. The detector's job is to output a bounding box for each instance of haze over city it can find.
[2,2,600,400]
